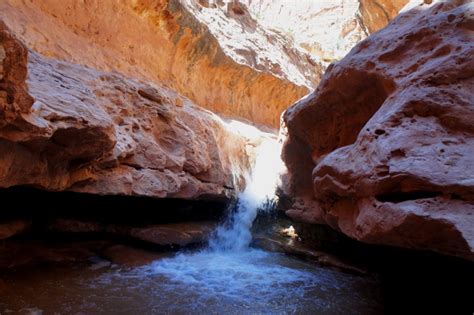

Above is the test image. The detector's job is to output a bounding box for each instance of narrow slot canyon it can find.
[0,0,473,314]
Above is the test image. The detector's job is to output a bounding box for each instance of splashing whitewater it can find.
[209,137,285,251]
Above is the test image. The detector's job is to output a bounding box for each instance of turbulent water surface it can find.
[1,250,382,314]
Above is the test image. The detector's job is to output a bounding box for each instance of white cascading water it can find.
[209,138,285,252]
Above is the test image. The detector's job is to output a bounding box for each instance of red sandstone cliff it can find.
[282,0,474,261]
[0,21,262,200]
[0,0,320,127]
[0,0,408,128]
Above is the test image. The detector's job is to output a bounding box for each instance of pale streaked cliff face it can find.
[0,0,406,128]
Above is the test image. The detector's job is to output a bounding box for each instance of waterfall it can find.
[142,130,355,311]
[209,137,285,252]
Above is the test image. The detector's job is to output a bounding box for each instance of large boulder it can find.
[282,0,474,260]
[0,21,261,200]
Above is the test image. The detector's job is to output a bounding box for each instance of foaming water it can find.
[136,249,381,313]
[146,249,314,301]
[209,137,285,251]
[1,251,382,314]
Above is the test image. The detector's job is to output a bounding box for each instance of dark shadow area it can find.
[0,185,228,271]
[254,209,474,314]
[298,222,473,314]
[0,185,228,225]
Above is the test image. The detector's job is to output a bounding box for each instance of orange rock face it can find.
[0,0,319,127]
[0,21,262,200]
[359,0,410,33]
[282,1,474,260]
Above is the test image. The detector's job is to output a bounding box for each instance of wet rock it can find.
[252,235,366,275]
[47,219,102,234]
[0,278,6,294]
[46,218,216,248]
[88,256,111,270]
[282,1,474,261]
[109,221,216,247]
[0,241,99,269]
[44,215,218,249]
[0,219,31,239]
[102,245,169,267]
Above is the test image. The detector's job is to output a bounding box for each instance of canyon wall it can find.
[243,0,409,62]
[282,0,474,261]
[0,21,261,200]
[0,0,409,203]
[0,0,408,128]
[0,0,319,128]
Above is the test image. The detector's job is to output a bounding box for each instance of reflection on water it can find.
[0,249,382,314]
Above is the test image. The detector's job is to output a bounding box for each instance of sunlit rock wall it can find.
[0,0,320,127]
[243,0,409,63]
[0,0,409,127]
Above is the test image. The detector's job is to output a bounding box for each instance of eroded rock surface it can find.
[282,1,474,260]
[0,21,260,200]
[48,218,215,247]
[0,0,409,127]
[0,0,318,127]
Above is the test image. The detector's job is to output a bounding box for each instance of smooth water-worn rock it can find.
[102,245,170,267]
[252,235,367,275]
[0,220,31,240]
[0,21,258,200]
[0,240,102,269]
[48,217,215,247]
[283,0,474,261]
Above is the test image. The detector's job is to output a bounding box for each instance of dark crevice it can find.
[376,190,442,203]
[0,185,228,224]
